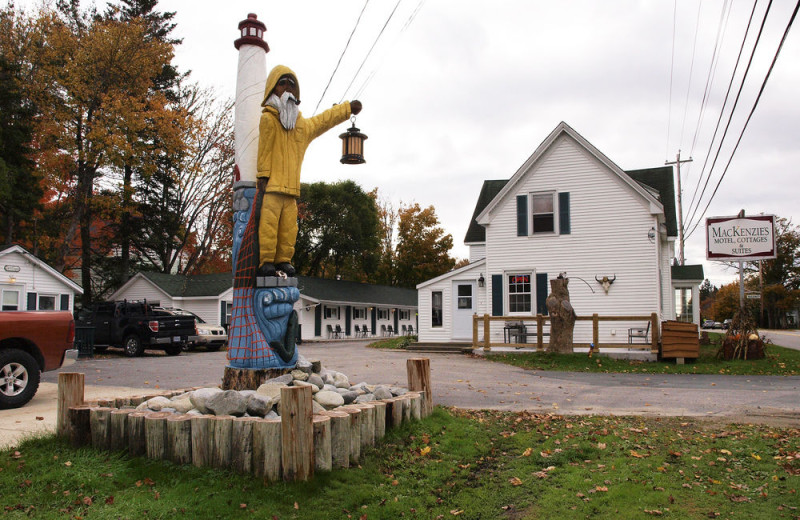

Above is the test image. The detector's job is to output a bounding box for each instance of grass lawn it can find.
[368,336,417,350]
[484,335,800,376]
[2,408,799,519]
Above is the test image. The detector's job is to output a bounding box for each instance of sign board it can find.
[746,293,761,299]
[706,215,776,262]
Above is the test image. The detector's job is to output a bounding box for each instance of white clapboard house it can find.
[112,271,418,340]
[417,122,703,345]
[0,244,83,312]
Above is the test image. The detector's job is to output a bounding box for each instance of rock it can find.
[333,373,350,389]
[291,369,309,382]
[389,386,408,396]
[295,355,313,374]
[307,374,324,389]
[136,402,150,411]
[322,384,339,393]
[265,410,279,420]
[160,407,177,414]
[293,380,320,393]
[145,396,172,411]
[349,383,369,394]
[372,386,393,400]
[170,397,194,414]
[312,401,327,414]
[321,371,335,385]
[247,394,274,417]
[311,360,322,373]
[256,383,287,400]
[171,391,192,401]
[239,390,256,397]
[354,393,376,404]
[190,387,223,414]
[186,409,202,416]
[206,390,248,417]
[263,374,293,385]
[340,391,359,405]
[314,390,345,409]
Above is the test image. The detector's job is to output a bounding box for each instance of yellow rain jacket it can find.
[257,65,352,197]
[256,65,353,266]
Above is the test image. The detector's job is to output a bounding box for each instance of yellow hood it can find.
[261,64,300,107]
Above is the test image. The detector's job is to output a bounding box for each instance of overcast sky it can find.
[17,0,800,287]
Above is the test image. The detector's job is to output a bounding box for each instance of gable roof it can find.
[671,264,704,282]
[122,271,417,307]
[0,244,83,294]
[475,122,665,228]
[464,123,678,243]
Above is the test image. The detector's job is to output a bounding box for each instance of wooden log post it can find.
[57,373,84,438]
[593,313,600,348]
[313,415,332,472]
[110,409,134,451]
[353,403,375,448]
[483,314,491,351]
[372,400,386,440]
[211,415,234,470]
[222,367,292,391]
[145,412,171,460]
[114,397,131,408]
[400,395,411,423]
[127,412,148,457]
[232,417,258,474]
[320,410,350,469]
[389,397,403,429]
[190,415,213,468]
[167,415,193,465]
[68,405,92,448]
[280,385,314,482]
[90,407,113,451]
[408,392,422,421]
[546,278,577,353]
[407,358,432,417]
[339,406,361,464]
[253,418,282,481]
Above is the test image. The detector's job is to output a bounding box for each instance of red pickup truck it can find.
[0,311,77,409]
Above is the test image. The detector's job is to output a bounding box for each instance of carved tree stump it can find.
[546,277,576,353]
[222,367,292,391]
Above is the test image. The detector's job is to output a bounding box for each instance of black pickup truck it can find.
[76,301,195,357]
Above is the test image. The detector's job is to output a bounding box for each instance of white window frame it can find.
[674,287,693,323]
[2,288,20,311]
[38,294,57,311]
[431,292,443,328]
[377,308,389,321]
[507,272,533,315]
[530,191,557,235]
[353,307,366,320]
[399,309,411,320]
[324,305,339,320]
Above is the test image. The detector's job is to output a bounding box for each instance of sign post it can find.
[706,212,776,312]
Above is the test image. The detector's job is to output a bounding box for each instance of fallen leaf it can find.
[420,446,431,456]
[105,496,114,505]
[596,486,608,492]
[35,416,44,421]
[64,461,72,467]
[294,502,299,510]
[644,510,663,516]
[522,447,532,457]
[240,504,248,509]
[598,443,607,450]
[450,509,464,516]
[509,477,523,486]
[630,451,645,458]
[751,453,761,461]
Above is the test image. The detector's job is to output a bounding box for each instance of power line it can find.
[683,0,763,229]
[685,0,799,239]
[339,0,404,103]
[665,0,678,161]
[313,0,370,116]
[678,0,703,149]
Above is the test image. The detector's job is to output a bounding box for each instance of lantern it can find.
[339,117,368,164]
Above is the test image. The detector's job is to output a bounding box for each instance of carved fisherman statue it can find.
[256,65,363,277]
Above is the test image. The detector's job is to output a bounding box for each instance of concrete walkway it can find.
[2,341,799,449]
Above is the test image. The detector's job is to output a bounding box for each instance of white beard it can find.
[267,91,299,130]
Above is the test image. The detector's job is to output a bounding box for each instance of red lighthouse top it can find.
[234,13,269,52]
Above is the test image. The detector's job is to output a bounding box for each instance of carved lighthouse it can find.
[226,14,300,379]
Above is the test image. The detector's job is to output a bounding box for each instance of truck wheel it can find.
[164,344,182,356]
[0,349,41,409]
[123,335,144,357]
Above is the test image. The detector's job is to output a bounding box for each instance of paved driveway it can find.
[3,341,798,449]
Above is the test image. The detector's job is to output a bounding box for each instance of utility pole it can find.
[666,151,693,265]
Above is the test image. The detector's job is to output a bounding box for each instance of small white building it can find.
[0,244,83,312]
[417,122,703,345]
[111,272,418,340]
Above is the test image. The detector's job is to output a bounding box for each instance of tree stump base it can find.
[222,367,293,391]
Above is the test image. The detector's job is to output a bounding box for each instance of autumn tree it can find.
[393,202,456,289]
[294,180,380,280]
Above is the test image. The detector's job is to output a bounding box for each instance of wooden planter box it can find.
[660,321,699,359]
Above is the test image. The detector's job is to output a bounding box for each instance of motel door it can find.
[452,281,476,340]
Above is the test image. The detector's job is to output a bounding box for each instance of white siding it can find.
[482,135,663,344]
[418,262,485,343]
[114,277,173,308]
[468,244,486,263]
[180,300,221,326]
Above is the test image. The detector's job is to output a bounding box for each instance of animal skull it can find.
[595,274,616,294]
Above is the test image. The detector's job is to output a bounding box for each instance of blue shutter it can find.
[536,273,549,315]
[491,274,503,316]
[516,195,528,236]
[27,293,37,310]
[60,294,70,311]
[345,306,352,336]
[558,192,570,235]
[371,307,377,333]
[220,300,227,325]
[314,305,322,337]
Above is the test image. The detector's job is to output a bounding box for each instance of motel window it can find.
[508,274,531,313]
[675,288,693,323]
[2,289,20,311]
[38,295,56,310]
[324,306,339,320]
[457,285,473,309]
[431,291,443,327]
[399,309,411,320]
[377,308,389,320]
[531,192,555,234]
[353,307,366,320]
